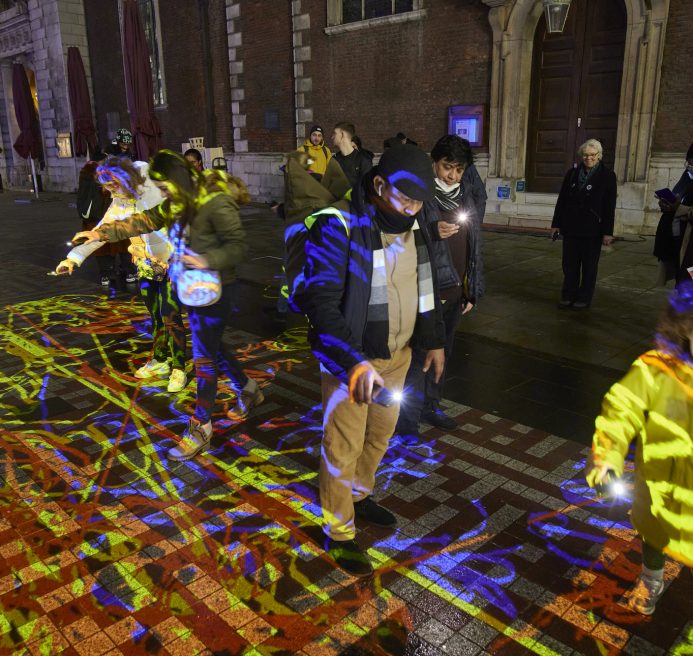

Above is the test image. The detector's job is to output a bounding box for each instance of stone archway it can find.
[482,0,670,187]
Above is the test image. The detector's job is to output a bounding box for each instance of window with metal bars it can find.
[341,0,415,24]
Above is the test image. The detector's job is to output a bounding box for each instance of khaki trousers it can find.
[319,347,412,540]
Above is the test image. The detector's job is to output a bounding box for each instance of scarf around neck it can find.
[578,161,600,189]
[435,178,464,212]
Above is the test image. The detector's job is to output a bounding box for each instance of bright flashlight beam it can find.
[457,212,468,223]
[391,390,404,402]
[610,481,626,497]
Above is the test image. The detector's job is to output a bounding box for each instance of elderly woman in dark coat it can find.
[551,139,617,309]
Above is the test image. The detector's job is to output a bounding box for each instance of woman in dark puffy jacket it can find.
[396,135,485,437]
[551,139,617,309]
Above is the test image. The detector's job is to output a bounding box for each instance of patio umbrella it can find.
[122,0,162,160]
[12,62,42,198]
[67,47,97,157]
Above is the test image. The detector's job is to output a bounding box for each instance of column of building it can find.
[291,1,312,146]
[0,0,32,188]
[28,0,91,192]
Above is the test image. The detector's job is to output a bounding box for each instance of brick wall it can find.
[301,0,492,154]
[652,0,693,154]
[156,1,232,151]
[209,0,233,150]
[83,0,126,148]
[236,0,295,152]
[84,0,233,154]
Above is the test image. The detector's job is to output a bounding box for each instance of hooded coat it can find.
[589,350,693,566]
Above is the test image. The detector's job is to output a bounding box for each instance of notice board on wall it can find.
[447,104,485,148]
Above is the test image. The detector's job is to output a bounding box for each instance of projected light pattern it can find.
[0,294,691,655]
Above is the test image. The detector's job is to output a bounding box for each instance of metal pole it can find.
[29,157,38,199]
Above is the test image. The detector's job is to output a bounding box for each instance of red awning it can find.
[12,63,43,161]
[67,47,97,157]
[122,0,162,160]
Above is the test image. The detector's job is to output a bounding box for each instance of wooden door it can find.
[526,0,626,193]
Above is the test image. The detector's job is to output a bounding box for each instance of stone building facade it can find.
[1,0,691,235]
[0,0,92,192]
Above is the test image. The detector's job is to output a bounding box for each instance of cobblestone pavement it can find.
[0,192,691,655]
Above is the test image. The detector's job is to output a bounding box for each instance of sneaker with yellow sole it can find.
[134,359,170,379]
[167,368,187,393]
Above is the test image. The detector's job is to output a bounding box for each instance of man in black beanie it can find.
[296,124,332,179]
[293,144,445,576]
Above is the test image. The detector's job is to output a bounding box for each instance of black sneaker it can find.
[354,496,396,527]
[325,537,373,577]
[421,406,457,430]
[395,431,421,446]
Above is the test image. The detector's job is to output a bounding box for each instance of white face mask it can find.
[435,178,460,193]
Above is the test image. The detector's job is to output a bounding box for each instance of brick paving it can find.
[1,292,691,656]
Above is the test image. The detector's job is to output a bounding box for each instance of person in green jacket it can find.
[586,281,693,615]
[72,150,264,461]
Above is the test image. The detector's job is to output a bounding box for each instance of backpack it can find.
[281,155,351,312]
[285,199,350,313]
[76,163,108,221]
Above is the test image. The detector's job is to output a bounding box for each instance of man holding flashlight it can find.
[295,144,445,576]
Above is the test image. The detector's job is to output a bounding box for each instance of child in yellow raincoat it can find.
[586,282,693,615]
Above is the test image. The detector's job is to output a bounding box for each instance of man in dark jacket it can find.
[76,148,119,286]
[295,144,445,576]
[331,121,372,188]
[551,139,617,309]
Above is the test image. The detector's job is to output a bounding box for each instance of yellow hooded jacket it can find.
[589,350,693,566]
[297,138,332,178]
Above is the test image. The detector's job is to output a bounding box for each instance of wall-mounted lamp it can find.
[543,0,571,33]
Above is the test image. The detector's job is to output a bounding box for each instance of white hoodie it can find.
[68,161,169,268]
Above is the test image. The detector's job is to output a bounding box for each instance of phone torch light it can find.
[457,211,469,223]
[609,480,627,497]
[391,390,404,403]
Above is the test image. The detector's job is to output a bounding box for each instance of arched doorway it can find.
[525,0,626,192]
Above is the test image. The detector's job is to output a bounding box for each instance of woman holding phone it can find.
[653,143,693,285]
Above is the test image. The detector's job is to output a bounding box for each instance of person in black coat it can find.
[551,139,617,309]
[396,135,485,436]
[331,122,372,188]
[653,143,693,285]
